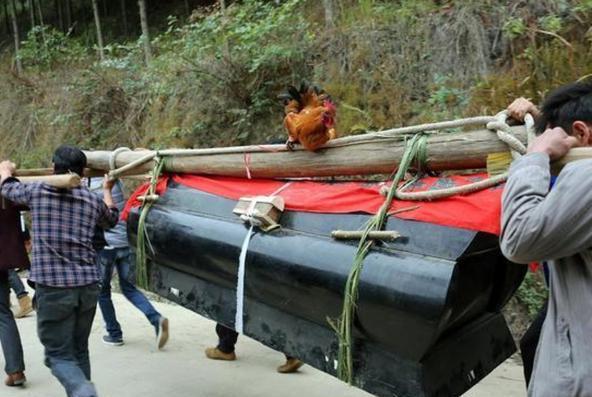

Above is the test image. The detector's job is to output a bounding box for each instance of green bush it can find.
[515,271,548,320]
[19,26,88,68]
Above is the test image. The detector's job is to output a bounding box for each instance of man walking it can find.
[500,80,592,396]
[0,145,119,397]
[88,177,169,349]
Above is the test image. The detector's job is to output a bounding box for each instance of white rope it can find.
[270,182,292,196]
[108,147,131,171]
[486,111,527,159]
[235,181,291,333]
[235,225,254,334]
[524,113,536,146]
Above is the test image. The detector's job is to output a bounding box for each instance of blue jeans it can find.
[0,273,25,374]
[36,283,99,397]
[8,270,28,298]
[98,247,161,339]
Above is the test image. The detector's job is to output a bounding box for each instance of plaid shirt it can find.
[0,177,119,287]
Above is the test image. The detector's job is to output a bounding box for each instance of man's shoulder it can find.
[559,159,592,178]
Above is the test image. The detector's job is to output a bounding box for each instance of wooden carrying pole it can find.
[83,126,534,178]
[16,174,81,188]
[82,127,592,179]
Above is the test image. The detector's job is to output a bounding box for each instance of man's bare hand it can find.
[102,174,115,191]
[102,174,116,208]
[507,97,540,122]
[0,160,16,181]
[527,127,580,161]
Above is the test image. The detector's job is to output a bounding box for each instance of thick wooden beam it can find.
[83,126,531,178]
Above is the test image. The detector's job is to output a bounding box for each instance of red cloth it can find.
[122,173,503,235]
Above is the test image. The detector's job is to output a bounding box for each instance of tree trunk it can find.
[28,0,35,28]
[9,0,22,75]
[4,2,11,35]
[220,0,229,56]
[322,0,335,29]
[64,0,72,31]
[120,0,128,36]
[91,0,105,60]
[184,0,190,15]
[137,0,151,64]
[34,0,44,26]
[55,0,64,31]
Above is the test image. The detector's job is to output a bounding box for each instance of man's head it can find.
[536,81,592,146]
[52,145,87,176]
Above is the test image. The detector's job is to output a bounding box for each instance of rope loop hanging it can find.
[486,111,527,159]
[330,133,427,385]
[135,154,166,289]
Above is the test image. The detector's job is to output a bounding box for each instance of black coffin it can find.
[127,182,525,397]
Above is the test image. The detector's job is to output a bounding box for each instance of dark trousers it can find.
[36,283,100,397]
[216,323,293,360]
[8,270,28,298]
[520,301,548,387]
[0,274,25,374]
[216,323,239,354]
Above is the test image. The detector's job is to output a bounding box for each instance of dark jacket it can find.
[0,200,30,271]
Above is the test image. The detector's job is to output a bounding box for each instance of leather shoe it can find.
[5,371,26,387]
[277,357,304,373]
[205,347,236,361]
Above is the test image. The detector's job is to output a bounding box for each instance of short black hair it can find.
[52,144,87,176]
[535,80,592,134]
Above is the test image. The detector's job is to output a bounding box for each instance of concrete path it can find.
[2,284,526,397]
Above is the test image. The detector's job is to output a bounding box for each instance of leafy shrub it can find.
[515,270,548,320]
[503,17,527,39]
[19,26,87,68]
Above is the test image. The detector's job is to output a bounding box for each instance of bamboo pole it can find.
[331,230,400,241]
[84,126,530,178]
[18,174,81,188]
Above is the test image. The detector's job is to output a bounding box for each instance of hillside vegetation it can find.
[1,0,590,168]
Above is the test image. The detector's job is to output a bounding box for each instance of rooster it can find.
[279,83,337,152]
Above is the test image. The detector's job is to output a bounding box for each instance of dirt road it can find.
[3,285,526,397]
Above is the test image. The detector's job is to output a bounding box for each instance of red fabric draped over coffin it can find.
[122,173,503,235]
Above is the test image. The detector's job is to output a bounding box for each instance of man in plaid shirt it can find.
[0,145,118,397]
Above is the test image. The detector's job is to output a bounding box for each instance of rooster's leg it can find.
[286,137,297,151]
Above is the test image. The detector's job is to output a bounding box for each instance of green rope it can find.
[136,156,166,289]
[330,134,427,384]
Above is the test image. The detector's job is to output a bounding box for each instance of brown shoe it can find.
[205,347,236,361]
[5,371,26,387]
[277,358,304,373]
[15,295,33,319]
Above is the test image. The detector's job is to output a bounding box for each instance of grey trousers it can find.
[0,272,25,374]
[36,283,100,397]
